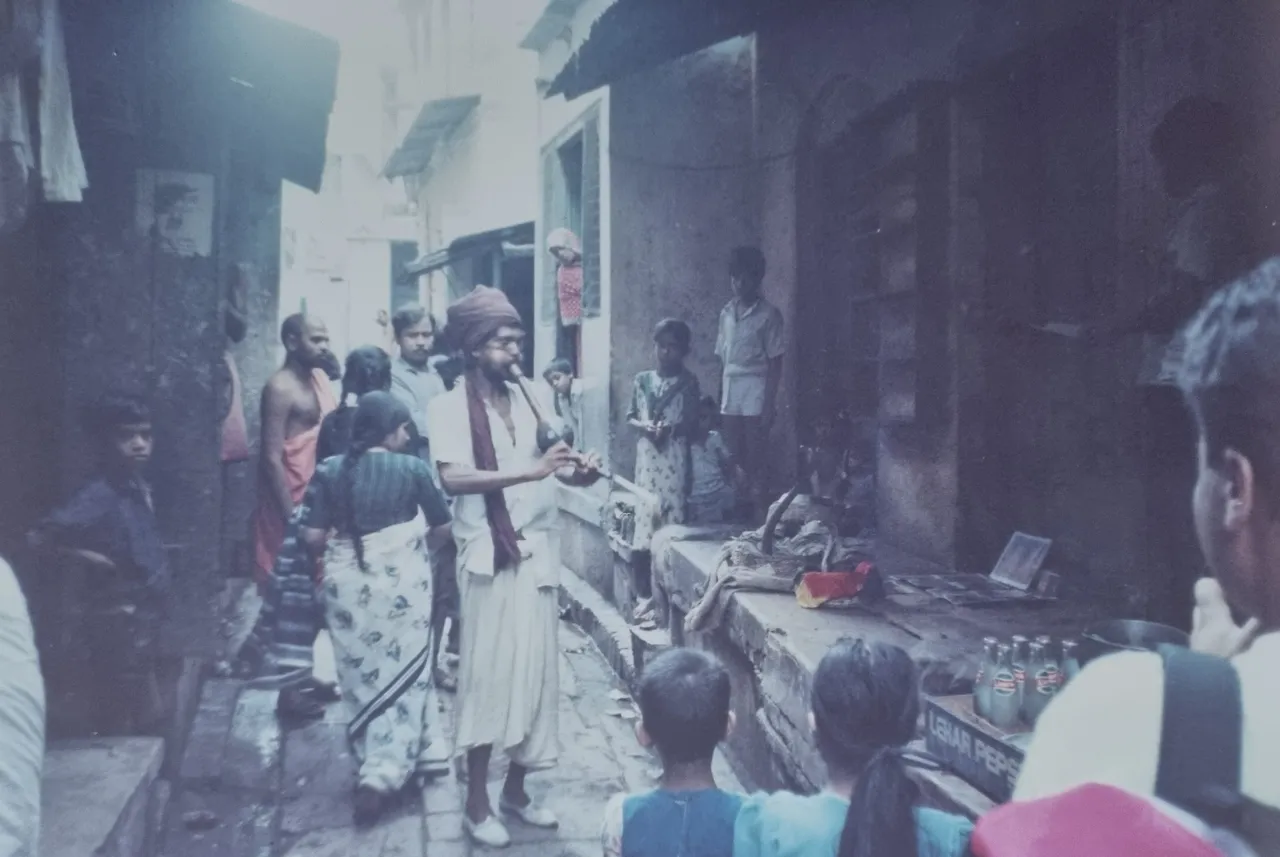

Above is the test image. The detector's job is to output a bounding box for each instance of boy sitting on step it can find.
[601,648,741,857]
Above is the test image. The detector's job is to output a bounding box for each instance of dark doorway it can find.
[957,17,1120,575]
[390,240,420,310]
[501,255,536,379]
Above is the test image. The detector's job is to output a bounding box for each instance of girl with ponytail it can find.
[734,639,973,857]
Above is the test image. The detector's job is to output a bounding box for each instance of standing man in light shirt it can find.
[387,303,456,773]
[0,557,44,857]
[716,246,785,515]
[389,304,448,437]
[1013,263,1280,852]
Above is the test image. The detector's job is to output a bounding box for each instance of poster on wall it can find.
[135,170,215,258]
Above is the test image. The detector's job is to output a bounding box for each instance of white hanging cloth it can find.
[38,0,86,203]
[0,72,33,234]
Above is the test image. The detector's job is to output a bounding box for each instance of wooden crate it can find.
[924,694,1032,803]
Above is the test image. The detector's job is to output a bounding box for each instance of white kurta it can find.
[425,381,560,768]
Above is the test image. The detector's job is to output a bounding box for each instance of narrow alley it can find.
[8,0,1280,856]
[159,611,739,857]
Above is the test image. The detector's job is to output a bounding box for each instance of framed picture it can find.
[135,170,215,258]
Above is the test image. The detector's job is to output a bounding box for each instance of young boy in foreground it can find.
[601,648,741,857]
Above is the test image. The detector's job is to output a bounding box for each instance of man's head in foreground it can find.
[1180,258,1280,629]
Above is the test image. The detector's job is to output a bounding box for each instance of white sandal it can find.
[464,815,512,848]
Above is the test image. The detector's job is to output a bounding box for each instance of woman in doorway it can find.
[301,392,453,826]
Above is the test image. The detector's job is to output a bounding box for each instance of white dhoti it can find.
[453,548,559,770]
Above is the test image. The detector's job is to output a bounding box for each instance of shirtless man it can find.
[251,314,338,587]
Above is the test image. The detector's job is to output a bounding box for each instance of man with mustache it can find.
[426,286,602,847]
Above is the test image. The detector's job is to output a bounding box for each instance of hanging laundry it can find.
[0,72,33,234]
[38,0,87,202]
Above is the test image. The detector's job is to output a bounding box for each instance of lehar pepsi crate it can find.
[924,694,1033,804]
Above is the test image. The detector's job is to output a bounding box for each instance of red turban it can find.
[447,285,523,354]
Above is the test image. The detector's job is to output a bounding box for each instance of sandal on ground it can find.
[299,677,341,702]
[464,814,511,848]
[499,795,559,829]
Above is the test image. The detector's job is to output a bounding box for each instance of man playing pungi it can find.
[426,286,602,848]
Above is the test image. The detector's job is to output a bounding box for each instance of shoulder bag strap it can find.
[1156,644,1245,828]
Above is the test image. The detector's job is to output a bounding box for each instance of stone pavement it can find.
[161,619,741,857]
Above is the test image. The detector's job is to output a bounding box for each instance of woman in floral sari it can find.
[627,319,700,527]
[300,392,452,826]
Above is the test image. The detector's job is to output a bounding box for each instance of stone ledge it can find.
[43,737,165,857]
[644,537,995,816]
[557,482,608,526]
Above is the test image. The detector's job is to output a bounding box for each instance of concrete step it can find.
[557,569,744,793]
[42,737,165,857]
[559,568,638,689]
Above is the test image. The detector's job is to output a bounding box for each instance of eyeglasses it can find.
[486,335,524,352]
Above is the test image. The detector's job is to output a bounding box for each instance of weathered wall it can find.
[757,0,1111,567]
[222,154,285,582]
[607,38,758,478]
[0,213,64,564]
[32,0,291,656]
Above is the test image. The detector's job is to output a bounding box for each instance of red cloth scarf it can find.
[448,285,527,571]
[464,370,522,571]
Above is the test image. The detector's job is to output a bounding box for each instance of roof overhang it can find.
[546,0,840,100]
[402,221,536,281]
[173,1,340,192]
[383,96,481,179]
[520,0,592,51]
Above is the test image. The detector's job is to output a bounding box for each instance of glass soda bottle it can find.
[1036,635,1064,692]
[987,643,1021,731]
[1022,640,1062,725]
[1009,635,1030,710]
[1061,638,1081,684]
[972,636,999,719]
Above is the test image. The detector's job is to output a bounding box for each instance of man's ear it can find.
[636,720,653,748]
[1222,448,1257,532]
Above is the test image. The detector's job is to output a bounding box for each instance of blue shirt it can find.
[35,476,171,595]
[603,788,742,857]
[734,791,972,857]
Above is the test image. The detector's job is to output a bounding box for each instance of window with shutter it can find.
[540,148,564,324]
[799,82,951,431]
[581,112,601,318]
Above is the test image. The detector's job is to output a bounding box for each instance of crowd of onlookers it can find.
[3,249,1279,853]
[602,263,1280,857]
